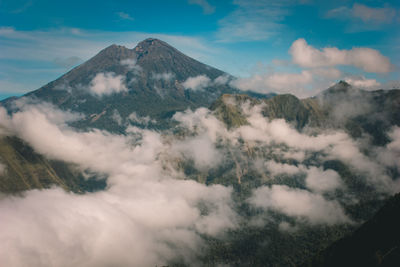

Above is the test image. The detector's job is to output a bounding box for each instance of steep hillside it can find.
[300,192,400,267]
[0,136,105,193]
[211,82,400,144]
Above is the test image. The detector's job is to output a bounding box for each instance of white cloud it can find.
[215,0,292,42]
[352,3,397,24]
[305,167,342,193]
[265,161,342,193]
[231,70,313,97]
[128,112,155,125]
[0,103,239,266]
[289,38,393,73]
[376,126,400,174]
[173,134,222,171]
[116,11,134,21]
[326,3,398,25]
[120,58,142,73]
[265,161,301,175]
[249,185,350,225]
[182,75,211,91]
[89,72,127,96]
[151,72,175,81]
[111,110,123,126]
[213,75,230,85]
[230,104,399,193]
[188,0,215,14]
[1,93,400,265]
[344,76,381,89]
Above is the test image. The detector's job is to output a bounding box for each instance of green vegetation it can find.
[0,136,105,194]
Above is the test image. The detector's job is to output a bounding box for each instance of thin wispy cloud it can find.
[215,0,307,42]
[116,11,134,21]
[325,3,399,31]
[188,0,215,14]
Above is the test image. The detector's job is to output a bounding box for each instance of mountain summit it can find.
[133,38,224,80]
[5,38,236,131]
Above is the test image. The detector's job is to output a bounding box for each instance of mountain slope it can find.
[0,135,105,193]
[300,192,400,267]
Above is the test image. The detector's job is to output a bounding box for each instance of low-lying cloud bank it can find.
[0,95,399,266]
[0,102,237,266]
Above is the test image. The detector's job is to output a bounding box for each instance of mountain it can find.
[211,81,400,145]
[316,81,400,145]
[2,38,240,132]
[300,192,400,267]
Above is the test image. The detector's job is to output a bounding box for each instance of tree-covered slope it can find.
[300,192,400,267]
[0,135,105,194]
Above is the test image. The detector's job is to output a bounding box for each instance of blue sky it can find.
[0,0,399,99]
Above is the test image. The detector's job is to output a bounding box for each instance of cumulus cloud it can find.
[111,109,123,126]
[265,161,301,176]
[305,167,342,193]
[0,103,238,266]
[249,185,350,225]
[376,127,400,173]
[128,112,155,125]
[265,161,342,193]
[1,94,399,265]
[120,58,142,73]
[173,102,398,195]
[289,38,393,73]
[151,72,175,81]
[173,134,222,171]
[182,75,211,91]
[231,70,313,96]
[230,38,393,97]
[344,75,381,89]
[214,74,230,85]
[230,104,399,193]
[188,0,215,14]
[89,72,127,96]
